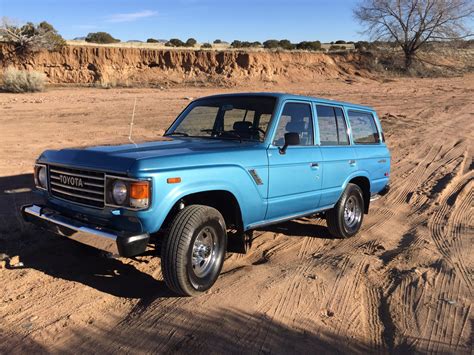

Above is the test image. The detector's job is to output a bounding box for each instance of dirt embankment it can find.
[0,45,368,85]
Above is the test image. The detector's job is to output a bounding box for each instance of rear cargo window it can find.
[316,105,349,145]
[348,110,380,144]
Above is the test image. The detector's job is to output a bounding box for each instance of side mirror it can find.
[279,132,300,154]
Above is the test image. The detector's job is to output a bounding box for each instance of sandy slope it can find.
[0,75,472,353]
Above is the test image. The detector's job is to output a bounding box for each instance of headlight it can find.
[34,164,47,189]
[112,180,128,205]
[107,177,150,210]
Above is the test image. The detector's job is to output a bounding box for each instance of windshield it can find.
[166,96,276,142]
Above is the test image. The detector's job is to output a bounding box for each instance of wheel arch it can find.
[347,175,371,214]
[161,189,244,232]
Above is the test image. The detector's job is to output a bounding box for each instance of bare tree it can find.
[0,17,65,53]
[354,0,474,68]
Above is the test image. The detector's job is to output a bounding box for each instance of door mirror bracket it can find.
[279,132,300,154]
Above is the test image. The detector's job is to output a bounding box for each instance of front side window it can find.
[316,105,349,146]
[273,103,313,146]
[167,96,276,142]
[348,110,379,144]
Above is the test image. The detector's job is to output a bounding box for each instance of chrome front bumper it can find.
[22,205,149,257]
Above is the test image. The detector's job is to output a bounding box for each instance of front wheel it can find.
[326,183,364,238]
[161,205,227,296]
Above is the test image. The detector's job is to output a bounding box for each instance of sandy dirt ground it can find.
[0,75,473,353]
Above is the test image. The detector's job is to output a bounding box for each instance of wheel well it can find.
[163,190,243,231]
[349,176,370,214]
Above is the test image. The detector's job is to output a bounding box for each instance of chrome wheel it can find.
[343,195,362,229]
[191,227,217,278]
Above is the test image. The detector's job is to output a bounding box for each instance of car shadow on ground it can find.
[257,217,334,239]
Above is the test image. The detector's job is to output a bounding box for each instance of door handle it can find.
[310,162,319,168]
[349,160,356,166]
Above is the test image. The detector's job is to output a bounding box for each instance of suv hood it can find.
[38,137,261,173]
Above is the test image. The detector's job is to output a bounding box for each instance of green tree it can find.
[296,41,321,51]
[278,39,295,50]
[0,18,65,53]
[185,38,197,47]
[263,39,280,49]
[85,32,120,44]
[147,38,159,43]
[167,38,186,47]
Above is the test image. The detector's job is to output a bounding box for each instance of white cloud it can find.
[106,10,158,23]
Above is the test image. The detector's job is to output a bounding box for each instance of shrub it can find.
[201,42,212,49]
[213,39,222,44]
[335,40,346,44]
[167,38,186,47]
[185,38,197,47]
[231,40,261,48]
[2,67,46,92]
[263,39,280,49]
[146,38,159,43]
[354,41,371,50]
[296,41,321,51]
[278,39,295,50]
[85,32,120,44]
[0,19,65,53]
[329,45,346,50]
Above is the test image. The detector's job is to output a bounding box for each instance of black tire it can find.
[161,205,227,296]
[326,183,364,238]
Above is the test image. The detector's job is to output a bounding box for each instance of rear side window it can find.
[348,110,380,144]
[316,105,349,145]
[273,103,314,146]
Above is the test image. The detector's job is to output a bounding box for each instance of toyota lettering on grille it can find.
[59,175,84,188]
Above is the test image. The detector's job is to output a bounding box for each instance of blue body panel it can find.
[36,93,391,234]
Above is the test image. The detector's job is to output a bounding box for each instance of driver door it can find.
[266,101,322,220]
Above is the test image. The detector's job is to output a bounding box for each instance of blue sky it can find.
[1,0,366,42]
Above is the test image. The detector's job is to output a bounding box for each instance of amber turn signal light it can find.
[130,181,150,199]
[167,177,181,184]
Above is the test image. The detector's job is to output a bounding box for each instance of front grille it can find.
[49,165,105,208]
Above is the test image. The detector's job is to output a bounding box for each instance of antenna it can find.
[128,98,137,147]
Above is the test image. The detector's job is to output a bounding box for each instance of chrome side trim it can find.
[246,204,334,230]
[23,205,119,254]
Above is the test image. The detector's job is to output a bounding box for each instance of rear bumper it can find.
[22,204,149,257]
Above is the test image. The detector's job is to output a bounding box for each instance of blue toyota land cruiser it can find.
[23,93,390,296]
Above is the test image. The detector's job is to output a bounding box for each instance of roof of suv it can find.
[197,92,374,111]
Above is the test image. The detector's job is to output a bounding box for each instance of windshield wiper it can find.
[164,131,189,137]
[201,129,242,142]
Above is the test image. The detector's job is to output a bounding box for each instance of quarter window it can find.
[273,103,313,146]
[316,105,349,145]
[348,111,380,144]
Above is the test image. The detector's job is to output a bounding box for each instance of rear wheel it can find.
[161,205,227,296]
[326,183,364,238]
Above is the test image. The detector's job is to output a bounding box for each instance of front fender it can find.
[134,165,267,234]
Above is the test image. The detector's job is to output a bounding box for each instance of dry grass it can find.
[2,67,47,92]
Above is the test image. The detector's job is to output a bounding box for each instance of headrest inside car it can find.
[233,121,253,131]
[285,120,306,132]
